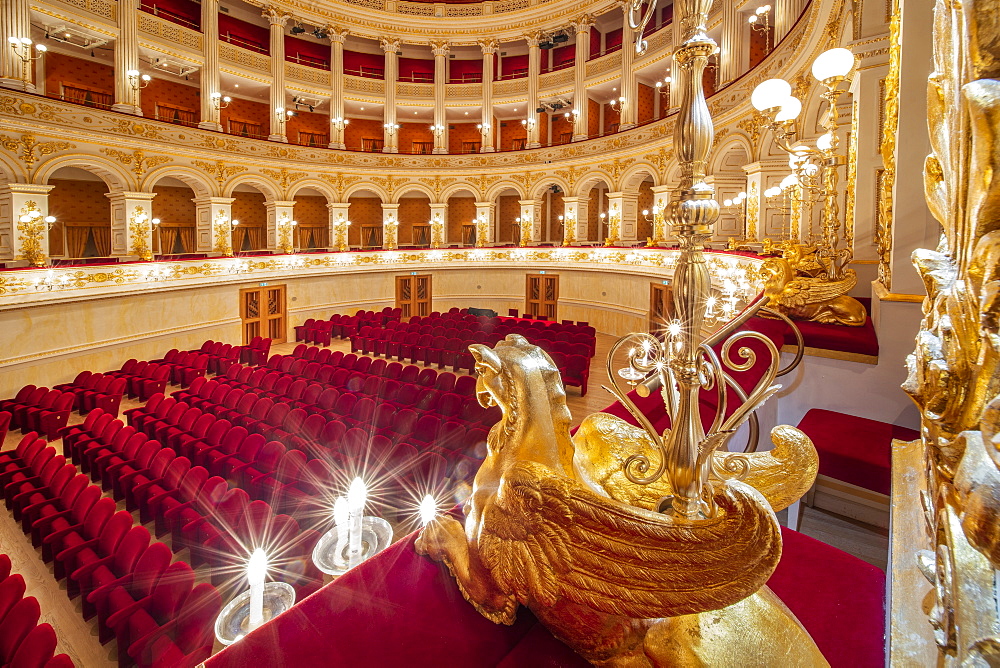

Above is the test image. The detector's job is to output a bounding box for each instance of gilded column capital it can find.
[430,40,450,57]
[261,5,291,26]
[479,38,499,55]
[524,31,544,48]
[380,37,402,53]
[571,15,595,32]
[327,27,349,43]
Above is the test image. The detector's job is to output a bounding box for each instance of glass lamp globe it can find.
[816,132,834,150]
[35,44,46,52]
[775,96,802,122]
[724,199,733,207]
[812,48,855,82]
[780,174,798,189]
[751,79,792,111]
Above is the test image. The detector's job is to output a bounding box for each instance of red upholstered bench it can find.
[796,408,919,496]
[206,529,885,668]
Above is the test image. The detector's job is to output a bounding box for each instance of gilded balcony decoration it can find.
[127,205,159,261]
[901,0,1000,661]
[15,201,55,267]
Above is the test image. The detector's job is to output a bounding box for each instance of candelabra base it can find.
[214,582,296,646]
[311,516,393,576]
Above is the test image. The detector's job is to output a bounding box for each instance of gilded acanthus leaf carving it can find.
[419,176,457,199]
[100,148,169,178]
[261,168,307,189]
[319,173,361,200]
[0,133,74,172]
[193,160,248,186]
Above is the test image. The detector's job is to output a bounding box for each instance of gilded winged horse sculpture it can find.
[416,335,827,666]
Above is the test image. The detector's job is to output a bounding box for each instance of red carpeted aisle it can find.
[206,527,885,668]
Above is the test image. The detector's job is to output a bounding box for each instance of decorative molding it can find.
[100,148,170,178]
[0,133,74,171]
[193,160,249,186]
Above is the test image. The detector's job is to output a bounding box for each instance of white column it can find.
[0,184,54,263]
[199,0,222,130]
[265,199,296,252]
[525,32,542,148]
[479,39,497,152]
[112,0,142,114]
[518,199,541,245]
[650,184,671,245]
[774,0,802,40]
[264,7,290,142]
[606,191,639,244]
[886,0,939,295]
[571,16,594,141]
[0,0,32,90]
[848,62,889,264]
[719,0,741,84]
[431,40,450,154]
[106,191,157,257]
[381,203,400,249]
[474,201,494,246]
[429,202,447,247]
[618,3,637,129]
[328,202,351,250]
[381,38,400,153]
[328,28,349,149]
[193,196,233,253]
[561,196,588,246]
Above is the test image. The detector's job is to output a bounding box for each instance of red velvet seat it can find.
[796,408,919,496]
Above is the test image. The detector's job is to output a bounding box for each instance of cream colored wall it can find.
[1,266,657,398]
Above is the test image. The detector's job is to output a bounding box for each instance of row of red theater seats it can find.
[347,318,596,349]
[101,361,171,402]
[52,373,127,418]
[0,552,71,668]
[146,351,210,388]
[187,341,243,375]
[0,431,219,668]
[122,392,455,519]
[0,389,75,442]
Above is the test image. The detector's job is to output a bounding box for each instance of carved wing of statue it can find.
[478,460,781,620]
[780,267,858,308]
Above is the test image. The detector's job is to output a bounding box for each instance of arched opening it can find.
[713,142,752,242]
[537,183,565,245]
[493,188,522,245]
[446,188,477,247]
[397,191,431,248]
[47,166,112,260]
[583,179,612,243]
[347,189,383,249]
[293,187,330,250]
[231,183,268,252]
[150,176,197,256]
[637,176,656,242]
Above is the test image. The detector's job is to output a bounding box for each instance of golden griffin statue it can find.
[761,255,867,326]
[417,335,826,666]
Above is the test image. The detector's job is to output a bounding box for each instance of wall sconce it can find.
[384,214,399,250]
[608,96,626,111]
[210,92,232,110]
[7,37,46,91]
[383,122,400,136]
[334,213,351,252]
[274,107,293,131]
[128,206,160,261]
[476,122,491,136]
[748,5,771,30]
[521,117,536,131]
[126,69,151,110]
[654,76,671,94]
[331,117,349,131]
[429,212,444,248]
[214,209,239,257]
[16,202,56,267]
[276,213,297,255]
[429,123,446,137]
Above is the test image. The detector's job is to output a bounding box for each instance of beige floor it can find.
[0,331,888,666]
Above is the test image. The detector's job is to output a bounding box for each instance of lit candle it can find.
[419,495,437,526]
[347,477,367,569]
[333,496,349,557]
[247,548,267,632]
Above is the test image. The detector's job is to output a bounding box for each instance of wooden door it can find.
[240,284,287,345]
[649,282,673,334]
[396,274,432,319]
[526,274,558,321]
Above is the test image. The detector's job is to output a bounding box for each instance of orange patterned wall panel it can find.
[286,109,331,143]
[232,190,267,227]
[446,196,476,242]
[603,104,621,134]
[344,118,385,151]
[44,51,113,99]
[151,185,197,224]
[638,181,654,241]
[448,122,484,153]
[399,122,434,153]
[637,83,655,124]
[588,99,600,137]
[497,120,526,151]
[551,114,574,144]
[347,196,383,245]
[141,78,200,122]
[221,97,272,137]
[293,195,328,226]
[398,197,431,245]
[496,195,520,243]
[49,179,110,223]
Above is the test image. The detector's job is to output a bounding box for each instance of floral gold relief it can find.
[902,0,1000,662]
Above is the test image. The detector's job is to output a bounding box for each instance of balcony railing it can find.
[221,33,268,55]
[139,3,200,31]
[345,67,385,80]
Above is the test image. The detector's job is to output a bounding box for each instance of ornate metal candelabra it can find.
[276,213,297,255]
[7,38,45,91]
[16,201,56,267]
[473,212,488,248]
[383,214,399,250]
[603,203,621,246]
[128,205,159,261]
[333,213,351,251]
[560,211,577,246]
[213,209,238,257]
